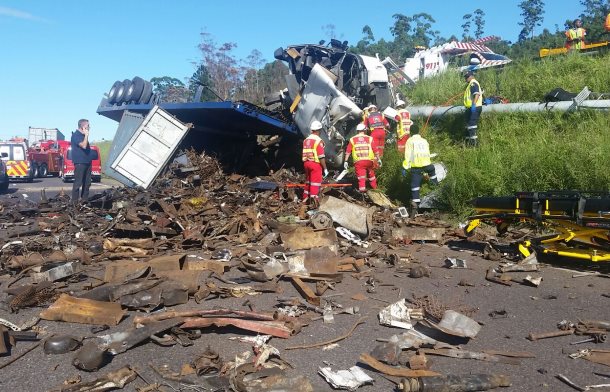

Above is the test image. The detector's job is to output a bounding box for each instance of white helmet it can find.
[356,123,366,132]
[396,100,405,107]
[369,104,377,110]
[310,120,323,131]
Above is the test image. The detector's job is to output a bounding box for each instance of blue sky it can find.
[0,0,584,141]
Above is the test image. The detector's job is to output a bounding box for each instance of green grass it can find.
[378,110,610,217]
[94,140,112,174]
[377,52,610,217]
[404,52,610,106]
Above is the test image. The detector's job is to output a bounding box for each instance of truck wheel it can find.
[115,79,132,104]
[32,165,39,178]
[107,80,122,104]
[125,76,145,103]
[138,81,153,104]
[39,164,48,177]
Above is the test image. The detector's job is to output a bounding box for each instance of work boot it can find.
[310,197,320,209]
[298,203,308,220]
[410,201,419,217]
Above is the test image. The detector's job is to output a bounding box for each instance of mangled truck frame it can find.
[98,39,400,188]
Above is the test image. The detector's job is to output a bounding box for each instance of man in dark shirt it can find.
[71,119,93,205]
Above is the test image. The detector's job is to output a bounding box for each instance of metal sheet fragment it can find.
[40,294,126,326]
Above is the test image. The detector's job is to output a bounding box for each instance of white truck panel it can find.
[110,106,189,189]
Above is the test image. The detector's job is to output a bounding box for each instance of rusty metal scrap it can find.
[40,294,126,326]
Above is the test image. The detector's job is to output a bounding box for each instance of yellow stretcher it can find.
[539,41,609,58]
[465,191,610,262]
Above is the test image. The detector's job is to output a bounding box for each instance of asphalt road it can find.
[2,175,121,202]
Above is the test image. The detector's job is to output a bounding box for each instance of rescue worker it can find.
[301,120,328,206]
[605,12,610,32]
[565,19,586,49]
[394,100,413,154]
[402,126,437,216]
[344,123,378,193]
[363,104,389,159]
[463,70,482,147]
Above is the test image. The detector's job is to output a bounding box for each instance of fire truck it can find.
[0,137,102,182]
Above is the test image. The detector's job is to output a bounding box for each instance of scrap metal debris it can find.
[0,147,604,391]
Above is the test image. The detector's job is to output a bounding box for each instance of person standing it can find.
[363,104,389,159]
[402,127,437,215]
[394,100,413,154]
[301,120,328,206]
[605,12,610,32]
[344,123,377,193]
[463,71,482,147]
[565,19,586,49]
[71,119,93,205]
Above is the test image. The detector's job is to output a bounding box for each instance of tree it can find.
[188,64,217,102]
[322,24,337,40]
[518,0,545,41]
[150,76,190,103]
[197,31,242,101]
[461,13,472,41]
[579,0,610,42]
[474,9,486,39]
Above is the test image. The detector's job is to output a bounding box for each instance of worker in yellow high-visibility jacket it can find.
[402,126,438,215]
[463,70,482,147]
[565,19,587,49]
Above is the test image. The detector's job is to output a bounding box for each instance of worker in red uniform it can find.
[301,120,328,205]
[344,123,378,193]
[394,100,413,154]
[363,104,389,159]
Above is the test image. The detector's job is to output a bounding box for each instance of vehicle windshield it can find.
[0,144,25,161]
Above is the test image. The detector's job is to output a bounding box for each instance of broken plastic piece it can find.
[378,299,414,329]
[444,258,467,269]
[319,366,374,391]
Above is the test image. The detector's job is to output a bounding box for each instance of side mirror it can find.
[0,152,8,158]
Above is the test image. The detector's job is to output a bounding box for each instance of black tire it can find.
[39,164,48,177]
[115,79,132,104]
[125,76,145,103]
[92,176,101,183]
[107,80,122,104]
[32,165,39,178]
[138,81,153,104]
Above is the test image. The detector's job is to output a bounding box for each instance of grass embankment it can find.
[94,140,111,176]
[378,53,610,216]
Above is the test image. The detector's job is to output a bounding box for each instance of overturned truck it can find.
[98,40,400,188]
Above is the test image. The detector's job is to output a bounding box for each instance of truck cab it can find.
[0,139,34,182]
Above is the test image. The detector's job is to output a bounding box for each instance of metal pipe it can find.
[406,100,610,118]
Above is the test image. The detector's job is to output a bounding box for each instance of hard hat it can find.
[463,70,474,79]
[396,100,405,107]
[310,120,323,131]
[356,123,366,131]
[369,104,377,110]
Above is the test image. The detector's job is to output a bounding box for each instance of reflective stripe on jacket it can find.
[302,134,323,163]
[402,134,431,170]
[464,79,482,108]
[396,109,413,139]
[349,134,375,162]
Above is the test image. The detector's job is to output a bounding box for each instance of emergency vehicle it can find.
[58,140,102,183]
[0,138,35,182]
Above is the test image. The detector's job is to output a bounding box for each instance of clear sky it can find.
[0,0,584,141]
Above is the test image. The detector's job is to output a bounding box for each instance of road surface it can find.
[1,175,122,202]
